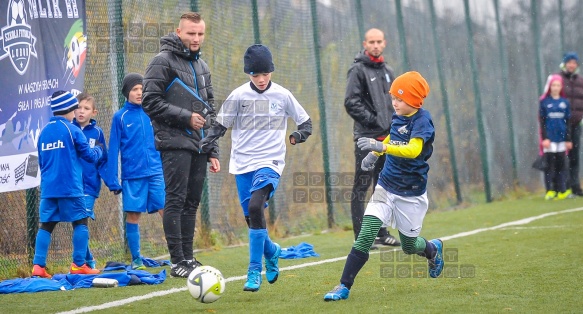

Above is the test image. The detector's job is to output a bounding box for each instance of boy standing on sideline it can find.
[539,74,572,200]
[142,12,219,278]
[31,91,103,278]
[324,72,443,301]
[345,28,399,247]
[104,73,165,270]
[200,44,312,292]
[72,92,108,269]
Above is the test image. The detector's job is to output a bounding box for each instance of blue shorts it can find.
[122,174,165,213]
[39,197,91,223]
[84,195,96,220]
[235,167,280,217]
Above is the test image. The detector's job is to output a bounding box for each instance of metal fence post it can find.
[394,0,410,71]
[428,0,462,204]
[494,0,518,185]
[26,188,39,265]
[464,0,492,202]
[309,0,334,228]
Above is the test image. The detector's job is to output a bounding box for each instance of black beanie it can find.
[122,73,143,99]
[244,44,275,74]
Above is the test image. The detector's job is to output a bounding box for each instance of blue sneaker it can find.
[265,243,281,284]
[131,257,146,270]
[243,270,262,292]
[428,239,444,278]
[324,284,350,301]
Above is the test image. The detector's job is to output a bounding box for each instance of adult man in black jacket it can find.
[345,28,399,246]
[142,12,220,278]
[557,52,583,196]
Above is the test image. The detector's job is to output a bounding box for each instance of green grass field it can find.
[2,195,583,313]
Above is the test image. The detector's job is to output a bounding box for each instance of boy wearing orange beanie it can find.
[324,71,443,301]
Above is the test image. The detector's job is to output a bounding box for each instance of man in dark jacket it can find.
[345,28,399,246]
[142,12,220,278]
[558,52,583,196]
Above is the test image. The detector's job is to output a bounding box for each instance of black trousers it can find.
[544,152,568,193]
[567,124,582,193]
[351,142,389,240]
[161,150,207,264]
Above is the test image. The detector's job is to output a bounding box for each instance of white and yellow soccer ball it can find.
[186,266,226,303]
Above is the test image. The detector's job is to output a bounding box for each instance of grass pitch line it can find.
[439,207,583,242]
[58,206,583,314]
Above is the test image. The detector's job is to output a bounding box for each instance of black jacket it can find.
[558,70,583,126]
[142,33,218,158]
[344,51,395,140]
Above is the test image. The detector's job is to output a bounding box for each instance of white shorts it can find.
[363,185,428,237]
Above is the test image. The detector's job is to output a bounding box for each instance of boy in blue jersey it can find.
[323,71,443,301]
[72,92,108,269]
[31,91,104,278]
[200,44,312,291]
[104,73,165,270]
[539,74,572,200]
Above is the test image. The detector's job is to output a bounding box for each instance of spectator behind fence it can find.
[557,52,583,196]
[72,92,108,269]
[539,75,572,200]
[104,73,165,271]
[344,28,399,247]
[142,12,220,278]
[199,44,312,292]
[31,91,104,279]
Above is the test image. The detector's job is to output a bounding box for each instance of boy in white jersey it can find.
[200,44,312,292]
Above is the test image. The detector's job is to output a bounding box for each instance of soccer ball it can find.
[187,266,225,303]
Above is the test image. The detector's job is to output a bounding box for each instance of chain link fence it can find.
[2,0,582,279]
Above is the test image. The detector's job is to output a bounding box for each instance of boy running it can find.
[201,44,312,292]
[324,71,443,301]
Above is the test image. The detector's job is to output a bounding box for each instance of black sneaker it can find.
[374,235,401,246]
[187,258,202,268]
[170,260,194,278]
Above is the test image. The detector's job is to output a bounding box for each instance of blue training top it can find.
[539,96,570,143]
[378,108,435,197]
[38,116,103,198]
[104,101,163,191]
[72,119,108,197]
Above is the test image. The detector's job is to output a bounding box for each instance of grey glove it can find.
[361,152,379,171]
[357,137,385,153]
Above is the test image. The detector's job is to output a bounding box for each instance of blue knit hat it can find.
[563,52,579,63]
[244,44,275,74]
[50,90,78,115]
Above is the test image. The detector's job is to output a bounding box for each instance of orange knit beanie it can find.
[389,71,430,108]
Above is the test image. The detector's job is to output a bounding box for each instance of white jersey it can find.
[217,81,310,175]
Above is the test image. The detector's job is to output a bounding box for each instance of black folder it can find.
[165,78,212,118]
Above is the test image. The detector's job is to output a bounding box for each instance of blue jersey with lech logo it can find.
[378,108,435,197]
[37,116,103,198]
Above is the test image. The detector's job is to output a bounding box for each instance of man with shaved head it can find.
[142,12,219,278]
[344,28,399,247]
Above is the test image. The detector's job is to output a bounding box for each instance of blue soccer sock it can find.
[33,229,52,267]
[72,224,89,266]
[86,246,94,262]
[126,222,141,261]
[263,233,277,258]
[249,229,267,272]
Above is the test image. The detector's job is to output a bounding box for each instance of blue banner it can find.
[0,0,86,192]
